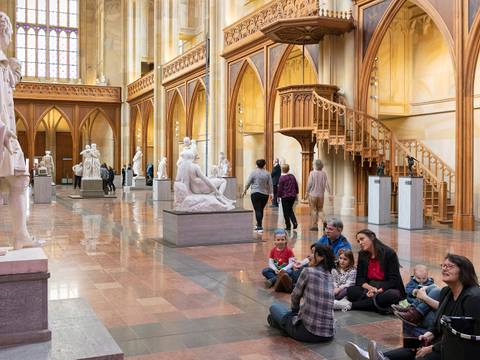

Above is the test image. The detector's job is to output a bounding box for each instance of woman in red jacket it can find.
[277,164,299,231]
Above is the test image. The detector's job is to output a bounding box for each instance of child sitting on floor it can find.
[332,249,356,310]
[262,228,295,293]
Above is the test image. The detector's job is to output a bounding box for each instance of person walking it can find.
[121,164,126,186]
[277,164,299,231]
[271,158,281,207]
[242,159,273,234]
[72,163,83,189]
[108,166,116,193]
[306,159,332,231]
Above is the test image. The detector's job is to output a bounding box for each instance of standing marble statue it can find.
[218,151,231,177]
[132,146,143,177]
[42,150,54,178]
[0,12,41,252]
[157,157,168,179]
[80,145,93,178]
[90,143,101,179]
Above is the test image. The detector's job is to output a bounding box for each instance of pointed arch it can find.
[15,110,29,133]
[34,105,73,135]
[166,89,187,178]
[358,0,455,111]
[187,79,207,137]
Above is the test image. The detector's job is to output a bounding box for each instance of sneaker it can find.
[368,340,387,360]
[344,342,369,360]
[257,228,264,234]
[264,278,275,288]
[334,298,352,311]
[267,314,274,327]
[293,223,298,229]
[394,307,424,326]
[310,226,318,231]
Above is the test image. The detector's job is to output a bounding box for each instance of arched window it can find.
[16,0,79,81]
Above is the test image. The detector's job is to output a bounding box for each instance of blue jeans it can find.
[262,268,293,283]
[268,303,333,343]
[413,285,441,329]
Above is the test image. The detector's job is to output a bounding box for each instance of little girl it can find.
[332,249,356,310]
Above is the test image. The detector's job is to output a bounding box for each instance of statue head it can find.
[183,137,191,146]
[162,157,167,163]
[136,146,142,152]
[85,144,91,150]
[0,12,13,51]
[91,143,97,149]
[219,152,225,161]
[45,150,51,155]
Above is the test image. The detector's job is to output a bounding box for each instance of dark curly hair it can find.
[314,244,336,272]
[444,254,479,287]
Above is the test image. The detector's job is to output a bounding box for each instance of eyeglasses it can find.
[440,263,457,270]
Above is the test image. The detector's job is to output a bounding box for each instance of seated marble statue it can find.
[174,149,234,212]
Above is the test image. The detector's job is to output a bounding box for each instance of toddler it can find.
[332,249,356,310]
[262,229,295,292]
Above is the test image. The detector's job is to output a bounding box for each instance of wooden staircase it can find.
[311,94,455,223]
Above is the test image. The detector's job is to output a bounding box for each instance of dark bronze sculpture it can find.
[406,155,417,176]
[376,161,385,176]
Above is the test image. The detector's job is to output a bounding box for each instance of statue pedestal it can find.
[80,179,104,198]
[131,176,150,190]
[398,176,424,230]
[153,179,172,201]
[33,176,52,204]
[125,170,133,186]
[0,248,51,347]
[163,208,255,247]
[368,176,391,225]
[223,177,237,200]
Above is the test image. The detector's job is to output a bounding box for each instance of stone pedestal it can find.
[223,177,237,200]
[34,176,52,204]
[51,183,56,197]
[0,248,51,347]
[368,176,391,225]
[398,176,424,230]
[125,170,133,186]
[163,208,254,246]
[113,174,122,189]
[131,176,150,190]
[80,179,104,198]
[153,179,172,201]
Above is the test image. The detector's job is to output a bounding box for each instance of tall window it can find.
[16,0,79,81]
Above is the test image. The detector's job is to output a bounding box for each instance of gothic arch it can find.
[34,105,73,134]
[166,90,187,178]
[358,0,455,111]
[15,110,29,133]
[187,79,207,137]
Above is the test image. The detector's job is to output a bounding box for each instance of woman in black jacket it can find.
[345,229,405,313]
[345,253,480,360]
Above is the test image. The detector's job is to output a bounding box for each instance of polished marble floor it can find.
[1,187,479,359]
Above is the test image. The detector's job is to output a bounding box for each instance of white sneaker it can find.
[345,342,369,360]
[368,341,386,360]
[334,298,352,311]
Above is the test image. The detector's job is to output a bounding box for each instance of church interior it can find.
[1,0,480,359]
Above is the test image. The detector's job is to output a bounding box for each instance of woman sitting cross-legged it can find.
[266,244,336,343]
[345,229,406,313]
[344,253,480,360]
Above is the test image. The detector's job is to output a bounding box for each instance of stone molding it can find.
[127,71,155,102]
[14,82,121,103]
[162,42,207,84]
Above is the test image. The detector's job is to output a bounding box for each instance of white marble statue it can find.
[157,157,168,179]
[42,150,54,178]
[174,146,234,212]
[177,137,198,167]
[0,12,42,252]
[218,151,231,177]
[90,143,101,179]
[132,146,143,177]
[80,145,93,178]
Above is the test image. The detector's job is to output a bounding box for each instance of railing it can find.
[311,93,453,221]
[127,71,154,102]
[162,41,206,84]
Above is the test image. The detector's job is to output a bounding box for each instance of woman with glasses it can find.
[343,229,406,313]
[345,253,480,360]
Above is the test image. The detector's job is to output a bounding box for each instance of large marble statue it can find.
[0,12,41,252]
[218,151,231,177]
[42,150,54,178]
[80,145,93,178]
[174,145,234,212]
[132,146,143,177]
[90,143,101,179]
[157,157,168,179]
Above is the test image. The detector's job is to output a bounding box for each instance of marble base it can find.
[34,176,52,204]
[125,170,133,186]
[0,248,50,347]
[131,176,150,190]
[163,208,254,247]
[80,179,104,198]
[0,298,123,360]
[368,176,391,225]
[153,179,172,201]
[223,177,237,200]
[398,176,424,230]
[113,174,122,189]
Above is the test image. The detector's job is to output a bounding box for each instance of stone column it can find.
[153,0,165,167]
[294,134,315,201]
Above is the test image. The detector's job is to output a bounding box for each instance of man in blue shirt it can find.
[316,219,351,256]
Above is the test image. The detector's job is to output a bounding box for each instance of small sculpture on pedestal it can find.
[218,152,231,177]
[42,150,54,178]
[406,155,417,177]
[132,146,143,177]
[37,161,48,176]
[157,157,168,179]
[376,161,385,177]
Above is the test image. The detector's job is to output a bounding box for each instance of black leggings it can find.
[383,347,440,360]
[347,286,402,313]
[251,192,269,228]
[281,197,297,229]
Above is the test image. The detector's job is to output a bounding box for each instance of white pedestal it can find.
[131,176,150,190]
[398,176,424,230]
[125,170,133,186]
[368,176,391,225]
[223,177,237,200]
[34,176,52,204]
[153,178,172,201]
[80,179,104,198]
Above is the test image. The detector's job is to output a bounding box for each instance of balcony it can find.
[127,71,154,102]
[162,41,206,84]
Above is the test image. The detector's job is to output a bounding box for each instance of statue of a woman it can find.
[90,144,101,179]
[157,157,168,179]
[0,12,41,251]
[218,151,231,177]
[80,145,92,178]
[132,146,143,177]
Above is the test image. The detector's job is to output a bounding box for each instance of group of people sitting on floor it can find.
[261,218,480,360]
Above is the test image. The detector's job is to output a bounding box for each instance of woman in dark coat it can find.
[345,229,405,313]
